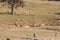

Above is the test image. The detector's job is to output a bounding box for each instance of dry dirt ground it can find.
[0,1,60,26]
[0,0,60,40]
[0,27,60,40]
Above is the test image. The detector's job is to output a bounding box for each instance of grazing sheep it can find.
[41,23,46,26]
[23,25,30,28]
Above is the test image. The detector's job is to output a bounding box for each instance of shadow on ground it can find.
[55,12,60,15]
[0,12,11,15]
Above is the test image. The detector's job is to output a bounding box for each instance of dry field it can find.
[0,0,60,40]
[0,27,60,40]
[0,1,60,26]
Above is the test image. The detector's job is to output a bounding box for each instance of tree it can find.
[0,0,24,15]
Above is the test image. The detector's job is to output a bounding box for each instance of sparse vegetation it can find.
[0,0,60,30]
[0,0,24,14]
[0,0,60,40]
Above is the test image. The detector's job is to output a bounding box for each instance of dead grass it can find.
[0,1,60,26]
